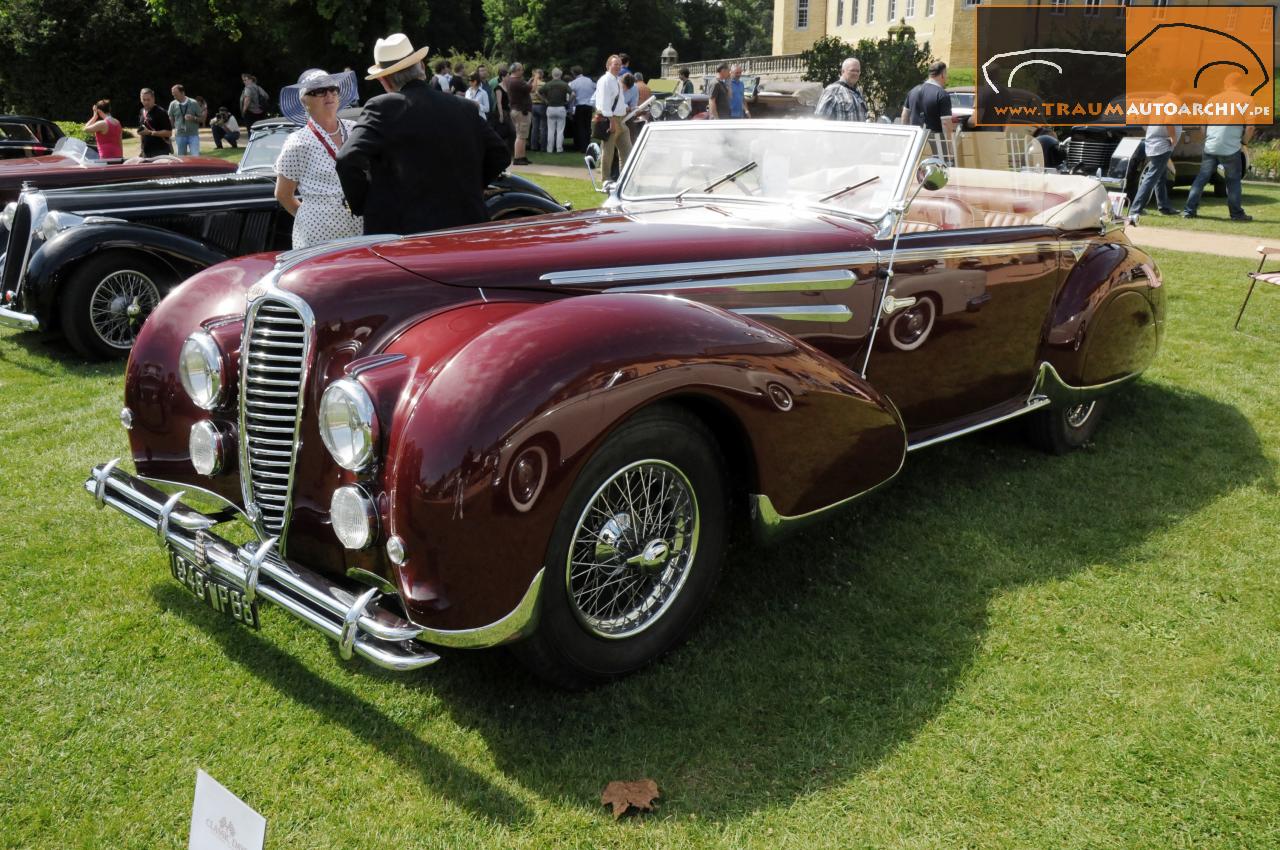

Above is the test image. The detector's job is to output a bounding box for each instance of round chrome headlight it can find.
[189,420,228,476]
[36,210,82,241]
[331,485,376,549]
[179,332,225,410]
[0,203,16,230]
[319,378,376,471]
[676,99,693,120]
[648,100,664,120]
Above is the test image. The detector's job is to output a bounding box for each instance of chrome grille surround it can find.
[238,289,314,550]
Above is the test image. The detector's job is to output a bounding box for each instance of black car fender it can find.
[24,221,230,323]
[485,191,568,220]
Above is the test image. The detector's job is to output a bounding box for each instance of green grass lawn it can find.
[2,239,1278,847]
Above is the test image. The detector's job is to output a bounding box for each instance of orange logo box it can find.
[1126,6,1274,125]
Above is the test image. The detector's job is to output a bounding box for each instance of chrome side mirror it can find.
[584,143,604,193]
[915,157,948,191]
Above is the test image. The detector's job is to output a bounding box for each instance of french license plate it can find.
[170,552,259,629]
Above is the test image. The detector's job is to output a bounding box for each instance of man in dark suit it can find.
[337,33,511,235]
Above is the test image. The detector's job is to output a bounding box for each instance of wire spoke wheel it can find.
[566,459,699,639]
[88,269,160,349]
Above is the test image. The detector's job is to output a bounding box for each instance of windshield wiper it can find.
[817,175,880,203]
[676,160,758,200]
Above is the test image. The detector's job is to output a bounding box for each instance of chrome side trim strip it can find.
[611,268,861,294]
[74,197,279,216]
[542,250,879,287]
[890,241,1059,262]
[732,305,853,323]
[906,398,1052,452]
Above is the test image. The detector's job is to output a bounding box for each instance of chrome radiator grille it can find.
[1062,138,1118,175]
[240,296,312,541]
[2,201,31,293]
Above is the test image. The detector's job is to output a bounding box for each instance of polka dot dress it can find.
[275,119,364,249]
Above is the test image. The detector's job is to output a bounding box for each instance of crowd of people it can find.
[82,40,1260,253]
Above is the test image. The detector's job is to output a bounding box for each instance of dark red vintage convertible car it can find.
[85,121,1164,687]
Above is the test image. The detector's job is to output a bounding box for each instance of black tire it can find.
[1027,397,1108,455]
[60,252,169,359]
[511,404,729,689]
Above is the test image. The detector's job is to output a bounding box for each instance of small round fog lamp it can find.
[331,485,376,550]
[189,420,226,476]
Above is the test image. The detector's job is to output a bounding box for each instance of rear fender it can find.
[374,294,906,629]
[1039,239,1164,388]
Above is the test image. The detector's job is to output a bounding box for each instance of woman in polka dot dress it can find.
[274,69,364,249]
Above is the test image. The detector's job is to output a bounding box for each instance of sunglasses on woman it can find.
[305,86,340,97]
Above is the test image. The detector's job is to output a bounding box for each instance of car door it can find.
[826,226,1066,437]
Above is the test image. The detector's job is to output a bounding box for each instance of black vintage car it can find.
[0,116,65,159]
[0,119,568,358]
[1059,95,1246,199]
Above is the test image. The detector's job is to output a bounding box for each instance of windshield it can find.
[52,136,95,163]
[619,122,920,219]
[239,128,290,173]
[0,122,37,142]
[950,92,976,109]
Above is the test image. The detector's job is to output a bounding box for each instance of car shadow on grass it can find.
[0,328,125,378]
[421,380,1271,818]
[149,380,1269,823]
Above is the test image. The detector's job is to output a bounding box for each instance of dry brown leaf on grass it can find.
[600,779,661,819]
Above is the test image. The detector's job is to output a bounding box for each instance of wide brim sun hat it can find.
[279,68,360,125]
[365,33,430,80]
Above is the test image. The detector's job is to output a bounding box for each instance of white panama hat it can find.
[366,33,430,80]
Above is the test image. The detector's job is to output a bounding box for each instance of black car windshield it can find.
[0,122,37,142]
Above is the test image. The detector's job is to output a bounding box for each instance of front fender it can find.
[377,293,906,630]
[485,191,566,220]
[25,221,230,320]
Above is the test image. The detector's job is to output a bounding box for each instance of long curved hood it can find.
[370,202,878,290]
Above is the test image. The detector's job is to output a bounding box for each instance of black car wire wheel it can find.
[566,459,699,639]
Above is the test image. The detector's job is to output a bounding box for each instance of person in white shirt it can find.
[594,54,630,179]
[465,72,490,116]
[568,66,596,151]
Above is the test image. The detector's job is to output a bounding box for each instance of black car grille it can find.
[1062,138,1118,176]
[241,296,311,540]
[2,201,31,294]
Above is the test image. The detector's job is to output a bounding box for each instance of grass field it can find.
[1135,179,1280,239]
[1,236,1278,846]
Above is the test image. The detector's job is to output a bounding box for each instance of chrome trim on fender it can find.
[612,268,864,294]
[83,463,547,668]
[907,398,1052,452]
[542,250,880,287]
[732,305,853,323]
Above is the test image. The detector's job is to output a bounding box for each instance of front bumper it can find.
[0,304,39,330]
[84,461,544,672]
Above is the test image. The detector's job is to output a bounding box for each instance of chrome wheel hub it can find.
[1065,401,1096,429]
[566,459,699,639]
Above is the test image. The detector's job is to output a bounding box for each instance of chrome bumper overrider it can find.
[0,305,38,330]
[85,462,545,672]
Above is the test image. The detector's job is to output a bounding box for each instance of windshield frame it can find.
[615,119,928,223]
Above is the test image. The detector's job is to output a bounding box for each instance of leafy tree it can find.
[801,27,933,116]
[801,35,857,87]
